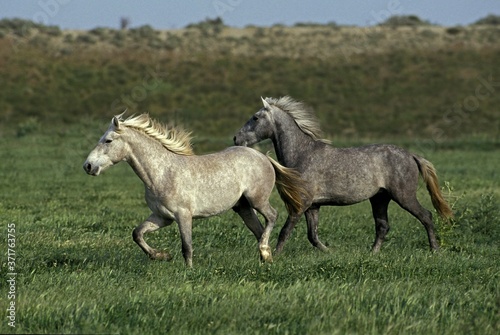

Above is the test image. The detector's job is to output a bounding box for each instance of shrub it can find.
[129,25,157,39]
[63,33,74,43]
[89,27,112,39]
[379,15,432,27]
[446,26,464,35]
[473,14,500,25]
[164,33,182,50]
[111,30,127,47]
[40,25,62,37]
[438,185,499,249]
[186,17,225,36]
[0,18,60,37]
[76,33,98,44]
[0,18,37,37]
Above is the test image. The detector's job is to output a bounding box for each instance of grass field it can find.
[1,18,499,334]
[1,123,498,334]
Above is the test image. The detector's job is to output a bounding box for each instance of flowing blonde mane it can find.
[117,113,194,155]
[264,96,331,144]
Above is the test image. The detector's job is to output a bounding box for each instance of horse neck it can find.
[271,110,319,167]
[124,129,178,189]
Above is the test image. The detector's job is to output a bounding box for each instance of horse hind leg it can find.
[132,215,173,261]
[252,201,278,263]
[233,196,264,241]
[370,192,391,253]
[395,195,439,251]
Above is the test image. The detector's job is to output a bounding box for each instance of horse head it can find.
[83,115,128,176]
[233,97,276,147]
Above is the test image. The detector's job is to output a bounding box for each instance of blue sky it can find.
[2,0,500,29]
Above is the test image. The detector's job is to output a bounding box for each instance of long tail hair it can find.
[267,154,310,215]
[414,156,453,220]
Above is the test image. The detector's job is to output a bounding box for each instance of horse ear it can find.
[261,97,272,110]
[112,110,126,129]
[112,116,121,129]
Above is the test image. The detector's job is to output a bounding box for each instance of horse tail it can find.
[266,154,309,215]
[413,155,453,220]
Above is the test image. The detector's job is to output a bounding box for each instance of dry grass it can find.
[3,24,500,59]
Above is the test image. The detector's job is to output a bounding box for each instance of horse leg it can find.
[175,210,194,267]
[369,192,391,253]
[132,214,173,260]
[275,214,301,255]
[304,207,329,252]
[233,197,264,241]
[395,195,439,251]
[253,202,278,263]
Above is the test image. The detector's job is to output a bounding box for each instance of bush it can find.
[89,27,112,39]
[439,190,499,249]
[40,25,62,37]
[0,18,37,37]
[473,14,500,25]
[379,15,432,27]
[0,18,60,37]
[76,33,98,44]
[186,17,225,36]
[129,25,157,39]
[110,30,128,47]
[446,26,464,35]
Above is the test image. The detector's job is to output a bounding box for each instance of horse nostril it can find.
[84,163,91,173]
[233,136,236,143]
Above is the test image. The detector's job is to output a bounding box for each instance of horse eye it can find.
[105,139,113,144]
[252,116,259,121]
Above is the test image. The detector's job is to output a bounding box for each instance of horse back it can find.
[195,146,274,188]
[151,146,275,218]
[300,143,420,204]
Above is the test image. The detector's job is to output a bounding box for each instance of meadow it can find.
[0,120,499,335]
[1,18,499,334]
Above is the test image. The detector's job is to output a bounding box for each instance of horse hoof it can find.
[150,251,172,261]
[259,246,273,263]
[317,244,329,253]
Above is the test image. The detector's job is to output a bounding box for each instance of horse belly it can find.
[146,187,240,219]
[191,188,241,218]
[312,169,381,205]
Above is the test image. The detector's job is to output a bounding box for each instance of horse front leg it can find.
[275,213,301,255]
[132,214,173,260]
[175,210,194,267]
[305,207,329,252]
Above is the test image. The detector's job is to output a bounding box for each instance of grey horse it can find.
[83,113,308,266]
[234,96,453,254]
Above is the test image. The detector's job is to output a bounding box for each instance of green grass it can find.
[1,125,499,334]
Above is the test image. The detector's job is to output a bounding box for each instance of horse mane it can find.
[264,96,331,144]
[117,113,194,155]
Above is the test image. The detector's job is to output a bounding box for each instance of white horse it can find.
[83,113,307,267]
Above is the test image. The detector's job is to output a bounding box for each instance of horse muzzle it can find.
[233,135,247,147]
[83,161,100,176]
